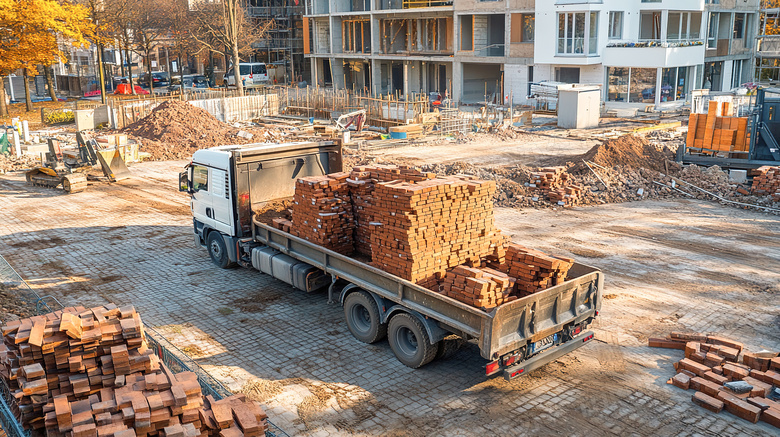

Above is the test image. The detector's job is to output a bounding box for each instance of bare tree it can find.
[190,0,269,96]
[132,0,173,94]
[167,0,197,93]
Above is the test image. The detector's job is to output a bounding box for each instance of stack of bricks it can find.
[501,244,574,296]
[648,332,780,429]
[0,305,269,437]
[687,101,750,155]
[368,175,505,290]
[290,172,354,255]
[200,394,268,437]
[749,166,780,201]
[440,266,517,311]
[346,165,436,258]
[529,167,584,207]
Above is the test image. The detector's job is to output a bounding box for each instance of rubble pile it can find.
[649,332,780,429]
[750,166,780,201]
[0,153,40,172]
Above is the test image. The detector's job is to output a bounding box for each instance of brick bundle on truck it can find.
[0,305,268,437]
[182,142,602,378]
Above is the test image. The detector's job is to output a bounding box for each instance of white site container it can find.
[558,86,601,129]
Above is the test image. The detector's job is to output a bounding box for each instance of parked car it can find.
[168,75,209,92]
[138,72,170,88]
[224,63,269,88]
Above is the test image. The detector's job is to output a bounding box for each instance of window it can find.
[734,13,745,39]
[608,12,623,40]
[667,12,703,41]
[640,12,662,40]
[252,64,266,75]
[192,166,209,192]
[557,12,597,55]
[661,67,688,102]
[705,0,719,4]
[607,67,629,102]
[629,68,657,103]
[707,12,719,48]
[733,59,745,88]
[641,0,661,2]
[510,14,534,43]
[239,65,250,75]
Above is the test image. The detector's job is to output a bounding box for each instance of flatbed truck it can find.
[179,141,602,379]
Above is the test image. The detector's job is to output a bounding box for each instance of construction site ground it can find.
[0,132,779,437]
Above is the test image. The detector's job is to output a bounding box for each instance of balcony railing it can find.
[758,35,780,55]
[375,0,452,10]
[470,44,505,57]
[246,5,303,16]
[606,40,703,48]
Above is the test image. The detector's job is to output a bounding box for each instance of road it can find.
[0,161,778,436]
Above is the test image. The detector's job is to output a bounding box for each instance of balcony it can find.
[246,6,303,17]
[603,40,705,68]
[375,0,452,12]
[758,35,780,57]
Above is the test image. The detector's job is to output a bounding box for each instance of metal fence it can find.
[0,254,288,437]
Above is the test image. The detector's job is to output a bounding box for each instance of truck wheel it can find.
[388,313,437,368]
[344,292,387,344]
[435,334,466,361]
[207,232,235,269]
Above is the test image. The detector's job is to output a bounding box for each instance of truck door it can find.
[191,164,216,229]
[209,167,235,235]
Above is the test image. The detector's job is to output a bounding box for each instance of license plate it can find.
[531,333,558,354]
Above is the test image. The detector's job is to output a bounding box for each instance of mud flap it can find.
[96,148,131,181]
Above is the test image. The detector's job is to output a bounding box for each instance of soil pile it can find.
[122,100,279,160]
[569,135,675,174]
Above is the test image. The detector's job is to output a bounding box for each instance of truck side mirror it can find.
[179,168,192,193]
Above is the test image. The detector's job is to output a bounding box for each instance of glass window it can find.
[609,12,623,39]
[522,14,535,42]
[252,64,266,74]
[640,12,662,40]
[707,13,719,48]
[629,68,657,103]
[661,68,676,102]
[734,13,745,39]
[192,166,209,192]
[607,67,629,102]
[557,12,593,55]
[668,13,681,40]
[676,67,688,100]
[239,65,251,75]
[690,13,702,39]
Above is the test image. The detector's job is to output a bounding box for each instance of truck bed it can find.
[252,219,603,361]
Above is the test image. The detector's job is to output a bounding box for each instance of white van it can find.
[224,63,269,88]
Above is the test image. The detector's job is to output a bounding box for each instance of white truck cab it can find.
[180,142,343,267]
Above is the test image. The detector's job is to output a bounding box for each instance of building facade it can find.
[305,0,537,104]
[305,0,762,106]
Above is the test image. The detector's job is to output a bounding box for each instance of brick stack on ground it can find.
[687,101,751,156]
[649,332,780,429]
[441,266,517,311]
[368,175,505,290]
[0,305,268,437]
[529,167,584,207]
[749,166,780,201]
[290,172,354,255]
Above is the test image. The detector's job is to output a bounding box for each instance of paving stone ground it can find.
[0,162,778,436]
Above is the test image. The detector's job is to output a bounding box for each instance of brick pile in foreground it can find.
[750,166,780,201]
[0,305,267,437]
[277,164,576,311]
[529,167,584,207]
[649,332,780,429]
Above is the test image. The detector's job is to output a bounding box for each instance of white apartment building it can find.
[534,0,758,109]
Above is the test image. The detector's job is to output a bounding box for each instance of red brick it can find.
[743,376,772,397]
[717,391,761,423]
[648,338,686,350]
[690,377,722,397]
[669,373,691,390]
[723,363,750,380]
[684,342,700,358]
[762,408,780,429]
[706,336,743,354]
[703,371,728,386]
[692,391,724,413]
[678,358,710,377]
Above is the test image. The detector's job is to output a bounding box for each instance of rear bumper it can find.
[503,331,594,381]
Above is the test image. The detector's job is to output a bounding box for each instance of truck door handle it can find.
[206,207,213,218]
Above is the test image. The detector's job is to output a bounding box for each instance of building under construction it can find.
[757,0,780,84]
[248,0,309,83]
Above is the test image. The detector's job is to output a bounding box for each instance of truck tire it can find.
[344,292,387,344]
[435,334,466,361]
[207,232,235,269]
[388,313,437,368]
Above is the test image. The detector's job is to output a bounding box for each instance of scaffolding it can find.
[756,1,780,84]
[247,2,307,82]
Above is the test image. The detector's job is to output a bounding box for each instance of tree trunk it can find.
[0,75,8,117]
[232,45,243,97]
[42,65,57,102]
[147,49,154,94]
[23,69,33,112]
[178,54,185,98]
[126,44,136,95]
[97,43,107,104]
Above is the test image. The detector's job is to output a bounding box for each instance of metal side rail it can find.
[503,331,595,381]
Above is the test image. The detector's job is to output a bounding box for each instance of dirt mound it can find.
[122,100,252,160]
[569,135,675,174]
